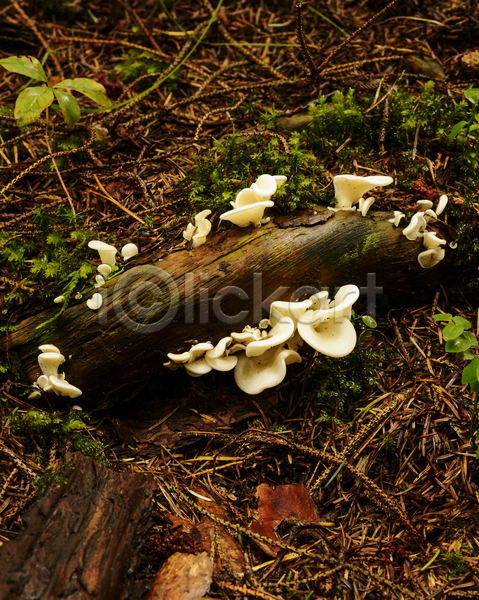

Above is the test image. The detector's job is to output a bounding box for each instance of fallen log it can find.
[4,207,455,409]
[0,452,156,599]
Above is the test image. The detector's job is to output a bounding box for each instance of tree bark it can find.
[4,207,454,409]
[0,452,156,600]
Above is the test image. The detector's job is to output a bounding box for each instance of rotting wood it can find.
[5,207,455,409]
[0,452,156,600]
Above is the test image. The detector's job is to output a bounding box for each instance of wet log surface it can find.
[5,207,454,409]
[0,452,156,600]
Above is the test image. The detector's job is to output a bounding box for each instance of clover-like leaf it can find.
[445,331,478,353]
[0,55,48,83]
[451,316,472,329]
[433,313,452,322]
[443,322,465,341]
[15,86,54,127]
[53,89,81,125]
[464,88,479,106]
[54,78,111,107]
[462,357,479,392]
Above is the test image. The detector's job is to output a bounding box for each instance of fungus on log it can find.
[5,207,454,410]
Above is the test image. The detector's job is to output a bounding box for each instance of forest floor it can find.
[1,0,479,598]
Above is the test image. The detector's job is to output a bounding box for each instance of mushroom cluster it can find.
[183,210,212,248]
[29,344,82,400]
[399,195,450,269]
[164,284,360,395]
[220,174,287,228]
[332,174,394,214]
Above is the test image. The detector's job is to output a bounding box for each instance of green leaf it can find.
[15,86,54,126]
[52,89,81,125]
[361,315,377,328]
[443,322,465,341]
[54,78,111,107]
[462,357,479,386]
[445,332,478,353]
[433,313,452,322]
[0,55,48,83]
[447,120,468,145]
[451,316,472,329]
[464,89,479,105]
[457,350,476,360]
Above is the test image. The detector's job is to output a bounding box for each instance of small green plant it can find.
[0,55,111,126]
[447,89,479,145]
[441,551,468,578]
[433,313,479,455]
[34,459,73,499]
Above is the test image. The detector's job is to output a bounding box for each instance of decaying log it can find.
[4,207,455,409]
[0,452,156,600]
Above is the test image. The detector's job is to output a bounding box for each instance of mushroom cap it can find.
[388,211,405,227]
[183,223,196,241]
[184,358,213,377]
[436,194,448,216]
[95,274,105,287]
[245,317,295,357]
[252,174,277,200]
[38,352,65,377]
[309,291,330,311]
[88,240,117,265]
[297,312,357,357]
[231,327,264,345]
[417,247,445,268]
[191,234,208,249]
[273,175,287,188]
[188,342,214,362]
[269,299,313,326]
[49,375,82,398]
[333,175,393,209]
[183,211,212,247]
[39,344,61,353]
[121,243,139,260]
[205,353,238,372]
[234,346,301,395]
[86,293,103,310]
[36,374,51,391]
[98,264,112,276]
[359,197,375,216]
[423,231,446,249]
[316,284,360,322]
[234,188,260,208]
[54,295,65,304]
[402,212,427,240]
[220,201,274,228]
[167,351,191,364]
[417,200,434,210]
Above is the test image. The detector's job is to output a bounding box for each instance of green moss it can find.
[8,408,108,465]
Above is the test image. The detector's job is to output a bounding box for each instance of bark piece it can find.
[0,452,156,600]
[144,552,212,600]
[5,208,454,409]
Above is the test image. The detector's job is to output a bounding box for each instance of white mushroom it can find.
[245,317,295,357]
[269,299,313,327]
[86,293,103,310]
[297,285,360,357]
[418,247,446,269]
[98,264,112,276]
[220,201,274,228]
[233,188,259,208]
[252,174,277,201]
[436,194,448,216]
[273,175,287,188]
[205,337,238,371]
[234,346,301,395]
[402,212,427,240]
[358,197,375,216]
[95,274,105,288]
[423,231,447,249]
[184,359,213,377]
[88,240,117,265]
[388,211,406,227]
[183,210,212,248]
[54,295,65,304]
[417,200,433,210]
[38,352,65,378]
[121,243,139,261]
[424,209,438,223]
[28,390,42,401]
[332,175,393,210]
[49,375,82,398]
